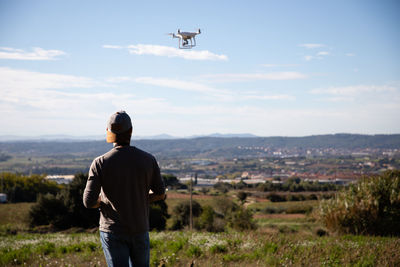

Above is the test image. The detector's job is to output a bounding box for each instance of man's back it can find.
[83,145,165,234]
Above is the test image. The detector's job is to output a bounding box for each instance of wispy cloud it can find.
[299,43,325,49]
[105,75,297,103]
[103,44,228,61]
[304,55,314,61]
[310,84,397,96]
[304,51,330,61]
[299,43,330,61]
[346,53,355,57]
[262,64,299,68]
[0,67,103,91]
[243,94,295,101]
[134,76,228,96]
[0,47,66,60]
[317,51,330,56]
[203,72,307,82]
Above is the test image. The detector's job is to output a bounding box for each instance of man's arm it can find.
[83,159,102,209]
[149,157,166,203]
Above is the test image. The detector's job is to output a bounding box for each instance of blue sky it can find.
[0,0,399,137]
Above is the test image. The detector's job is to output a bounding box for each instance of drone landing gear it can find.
[179,38,196,49]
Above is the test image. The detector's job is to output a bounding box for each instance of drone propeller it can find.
[166,33,177,38]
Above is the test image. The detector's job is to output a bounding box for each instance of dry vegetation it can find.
[1,192,400,267]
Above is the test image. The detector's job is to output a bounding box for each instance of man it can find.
[83,111,166,267]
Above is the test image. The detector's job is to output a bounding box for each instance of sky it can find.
[0,0,399,138]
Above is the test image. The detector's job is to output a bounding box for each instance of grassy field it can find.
[1,198,400,267]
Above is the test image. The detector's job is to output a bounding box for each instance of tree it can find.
[59,173,99,228]
[162,174,187,189]
[237,191,248,204]
[0,173,60,203]
[170,200,202,230]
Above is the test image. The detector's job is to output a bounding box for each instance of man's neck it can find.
[113,142,130,148]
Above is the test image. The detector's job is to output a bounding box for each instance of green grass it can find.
[0,203,33,231]
[3,230,397,267]
[248,199,318,213]
[1,201,399,266]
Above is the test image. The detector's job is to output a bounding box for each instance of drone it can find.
[168,29,201,49]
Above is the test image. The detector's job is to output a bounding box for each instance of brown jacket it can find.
[83,145,165,234]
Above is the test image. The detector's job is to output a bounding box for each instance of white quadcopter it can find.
[168,29,201,49]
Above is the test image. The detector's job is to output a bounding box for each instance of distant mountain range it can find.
[0,133,258,141]
[0,134,399,160]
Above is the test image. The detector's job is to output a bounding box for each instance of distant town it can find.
[1,134,399,186]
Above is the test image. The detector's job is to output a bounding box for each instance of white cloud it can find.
[0,47,66,60]
[243,94,295,101]
[102,45,123,49]
[346,53,355,57]
[134,76,229,97]
[2,67,398,137]
[262,64,299,68]
[0,67,173,135]
[317,51,330,56]
[299,43,325,49]
[304,51,329,61]
[204,72,307,82]
[310,84,397,96]
[0,67,103,91]
[304,55,314,61]
[103,44,228,61]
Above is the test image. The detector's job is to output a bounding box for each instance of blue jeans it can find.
[100,231,150,267]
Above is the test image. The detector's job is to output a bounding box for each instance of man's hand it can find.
[149,193,166,203]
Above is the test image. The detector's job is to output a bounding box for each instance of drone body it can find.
[169,29,201,49]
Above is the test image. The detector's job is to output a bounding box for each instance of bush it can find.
[212,196,238,216]
[170,200,202,230]
[149,200,169,231]
[213,182,232,193]
[237,191,248,203]
[195,205,215,231]
[319,170,400,236]
[29,173,99,230]
[29,194,69,228]
[266,193,287,202]
[227,206,256,231]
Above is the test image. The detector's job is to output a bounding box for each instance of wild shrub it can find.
[29,173,99,229]
[195,205,215,231]
[237,191,248,204]
[227,206,256,231]
[149,200,169,231]
[59,173,99,228]
[29,193,69,229]
[212,196,255,231]
[170,200,202,230]
[319,170,400,236]
[213,182,232,193]
[212,196,238,216]
[266,193,287,202]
